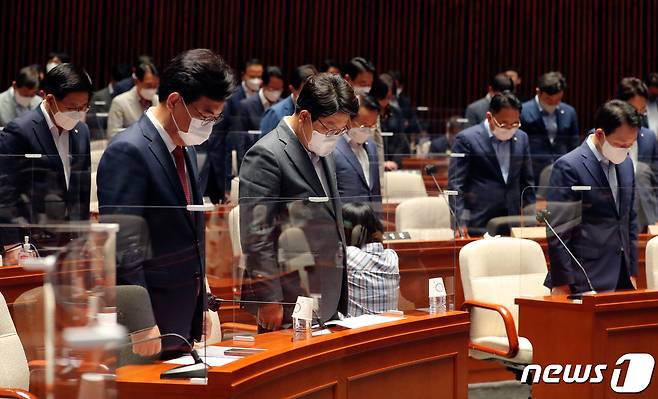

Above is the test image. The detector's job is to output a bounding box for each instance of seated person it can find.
[107,61,159,138]
[465,73,514,127]
[343,202,399,317]
[334,94,381,203]
[0,66,42,126]
[448,91,536,236]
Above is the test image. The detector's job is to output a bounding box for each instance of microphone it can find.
[125,332,207,380]
[536,209,596,296]
[424,164,465,238]
[207,294,327,330]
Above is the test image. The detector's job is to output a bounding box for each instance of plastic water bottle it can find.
[18,236,35,267]
[429,294,447,314]
[292,317,312,341]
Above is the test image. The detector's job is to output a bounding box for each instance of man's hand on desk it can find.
[384,161,398,171]
[130,325,162,357]
[201,310,214,341]
[258,303,283,331]
[551,285,571,295]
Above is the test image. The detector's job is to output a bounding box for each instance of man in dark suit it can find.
[260,64,318,138]
[616,77,658,231]
[546,100,640,295]
[202,58,263,203]
[0,63,92,249]
[448,92,536,235]
[464,73,515,127]
[239,73,359,331]
[97,49,234,356]
[233,66,284,167]
[90,64,131,114]
[334,94,381,203]
[111,55,154,98]
[521,72,579,185]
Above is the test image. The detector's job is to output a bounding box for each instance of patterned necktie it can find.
[172,146,191,204]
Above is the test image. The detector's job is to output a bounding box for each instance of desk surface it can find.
[117,310,470,399]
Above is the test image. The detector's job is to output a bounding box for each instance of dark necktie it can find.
[172,146,191,204]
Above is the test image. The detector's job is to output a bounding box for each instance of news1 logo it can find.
[522,353,655,393]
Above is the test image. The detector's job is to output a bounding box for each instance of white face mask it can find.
[601,137,629,164]
[139,87,157,100]
[540,100,559,114]
[492,127,517,141]
[52,101,85,131]
[302,118,340,157]
[245,77,262,91]
[395,88,403,97]
[348,127,372,145]
[263,89,282,103]
[46,62,58,73]
[353,86,371,96]
[171,98,214,146]
[14,91,34,108]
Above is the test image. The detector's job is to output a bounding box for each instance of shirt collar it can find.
[484,119,493,138]
[284,116,319,162]
[362,242,384,253]
[586,134,606,163]
[40,101,59,133]
[258,88,269,109]
[146,107,177,153]
[485,93,492,102]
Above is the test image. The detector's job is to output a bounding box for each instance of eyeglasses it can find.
[317,118,349,136]
[185,100,224,127]
[491,116,521,130]
[57,102,90,113]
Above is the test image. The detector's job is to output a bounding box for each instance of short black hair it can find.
[110,64,132,82]
[242,58,262,73]
[594,99,642,136]
[617,77,649,101]
[359,94,381,112]
[134,62,159,81]
[537,71,567,95]
[489,91,522,113]
[388,69,404,85]
[489,73,514,93]
[158,49,235,103]
[369,74,394,101]
[320,58,340,73]
[342,202,384,246]
[644,72,658,89]
[343,57,376,81]
[41,63,93,100]
[133,54,153,68]
[47,52,70,64]
[14,66,41,89]
[290,64,318,90]
[262,66,284,86]
[295,73,359,120]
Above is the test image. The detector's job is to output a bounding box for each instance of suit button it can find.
[616,248,622,255]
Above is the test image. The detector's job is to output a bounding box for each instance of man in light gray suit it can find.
[239,73,359,332]
[464,73,514,127]
[0,66,42,127]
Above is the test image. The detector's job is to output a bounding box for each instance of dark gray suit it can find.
[464,96,490,127]
[239,119,348,323]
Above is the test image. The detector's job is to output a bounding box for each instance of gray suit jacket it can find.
[238,119,348,323]
[464,96,490,127]
[91,86,112,114]
[0,88,42,127]
[107,86,157,138]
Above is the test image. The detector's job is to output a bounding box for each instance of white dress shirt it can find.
[40,102,71,189]
[284,116,329,195]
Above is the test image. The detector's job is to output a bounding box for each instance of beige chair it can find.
[459,237,549,374]
[229,177,240,205]
[646,236,658,289]
[395,197,454,240]
[382,171,428,204]
[0,293,33,398]
[90,172,98,214]
[91,149,104,174]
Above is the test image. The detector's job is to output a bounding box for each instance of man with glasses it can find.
[0,63,93,242]
[97,49,233,357]
[448,92,536,236]
[334,94,382,203]
[239,73,359,332]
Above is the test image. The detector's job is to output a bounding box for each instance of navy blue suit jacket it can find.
[333,137,381,203]
[260,95,295,138]
[545,140,638,293]
[97,115,207,344]
[0,107,90,237]
[447,122,536,229]
[636,127,658,228]
[520,99,579,184]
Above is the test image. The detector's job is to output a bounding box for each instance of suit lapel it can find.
[474,126,505,183]
[33,108,69,192]
[280,124,327,198]
[321,155,338,218]
[580,142,618,212]
[336,138,368,187]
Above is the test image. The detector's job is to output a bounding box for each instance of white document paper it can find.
[324,314,404,329]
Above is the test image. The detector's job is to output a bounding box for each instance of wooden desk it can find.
[117,311,470,399]
[516,290,658,398]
